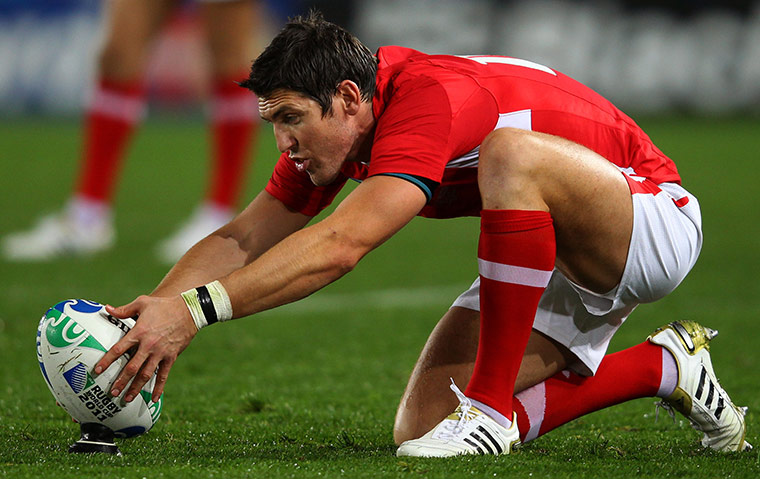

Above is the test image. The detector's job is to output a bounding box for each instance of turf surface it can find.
[0,115,759,478]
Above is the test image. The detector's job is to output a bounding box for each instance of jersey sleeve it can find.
[368,71,498,201]
[265,152,349,217]
[368,74,454,188]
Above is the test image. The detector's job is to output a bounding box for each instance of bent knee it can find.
[478,128,548,209]
[479,128,537,173]
[393,416,423,446]
[479,128,547,184]
[98,43,147,80]
[393,392,439,445]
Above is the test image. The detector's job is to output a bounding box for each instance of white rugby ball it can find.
[36,299,162,438]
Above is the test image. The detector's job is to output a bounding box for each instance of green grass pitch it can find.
[0,115,759,478]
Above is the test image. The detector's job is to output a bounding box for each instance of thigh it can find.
[99,0,177,80]
[200,0,258,77]
[479,128,634,294]
[393,306,572,444]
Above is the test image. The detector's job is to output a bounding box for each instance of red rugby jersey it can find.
[265,46,680,218]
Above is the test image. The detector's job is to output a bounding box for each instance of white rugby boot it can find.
[154,203,233,263]
[396,379,520,457]
[2,200,114,261]
[648,320,751,452]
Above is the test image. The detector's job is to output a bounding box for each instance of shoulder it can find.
[376,46,428,68]
[374,50,496,120]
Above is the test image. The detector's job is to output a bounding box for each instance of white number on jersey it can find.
[460,55,556,76]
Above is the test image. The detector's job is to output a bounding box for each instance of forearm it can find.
[217,177,428,318]
[181,176,427,323]
[220,219,362,317]
[151,232,248,297]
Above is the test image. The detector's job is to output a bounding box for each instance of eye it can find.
[283,114,300,125]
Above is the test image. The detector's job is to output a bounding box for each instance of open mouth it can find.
[294,158,310,172]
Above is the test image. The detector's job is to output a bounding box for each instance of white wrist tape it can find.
[181,280,233,331]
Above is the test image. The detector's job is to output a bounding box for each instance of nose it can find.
[274,126,297,155]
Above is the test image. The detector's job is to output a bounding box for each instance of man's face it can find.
[259,89,358,187]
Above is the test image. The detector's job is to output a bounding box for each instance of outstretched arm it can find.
[96,175,427,402]
[222,175,427,317]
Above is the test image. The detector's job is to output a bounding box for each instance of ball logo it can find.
[62,362,95,394]
[43,308,106,352]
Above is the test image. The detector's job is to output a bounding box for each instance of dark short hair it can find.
[239,10,377,116]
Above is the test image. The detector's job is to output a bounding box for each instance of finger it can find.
[106,300,140,320]
[94,333,138,376]
[109,348,150,398]
[124,355,162,403]
[152,358,174,403]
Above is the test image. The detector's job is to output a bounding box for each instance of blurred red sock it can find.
[76,78,145,202]
[207,73,259,209]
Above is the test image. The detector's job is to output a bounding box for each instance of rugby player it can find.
[94,11,750,456]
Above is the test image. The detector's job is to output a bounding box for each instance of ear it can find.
[335,80,363,115]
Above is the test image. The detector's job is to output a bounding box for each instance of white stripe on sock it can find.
[478,259,552,287]
[514,381,546,443]
[209,96,258,122]
[89,89,146,123]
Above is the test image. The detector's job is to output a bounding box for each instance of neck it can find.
[350,102,376,163]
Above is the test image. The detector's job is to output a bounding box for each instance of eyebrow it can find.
[262,105,299,124]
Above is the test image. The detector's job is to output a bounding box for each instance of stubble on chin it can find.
[309,168,343,187]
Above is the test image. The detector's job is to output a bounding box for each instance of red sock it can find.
[513,341,666,442]
[76,78,145,202]
[207,74,259,208]
[465,209,556,419]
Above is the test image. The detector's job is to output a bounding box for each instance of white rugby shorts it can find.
[452,180,703,376]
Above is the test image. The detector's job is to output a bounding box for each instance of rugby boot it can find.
[396,379,520,457]
[649,320,751,452]
[155,203,233,263]
[3,207,113,261]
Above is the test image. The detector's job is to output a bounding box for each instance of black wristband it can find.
[196,285,219,325]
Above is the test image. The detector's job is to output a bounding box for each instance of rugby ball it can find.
[36,299,162,438]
